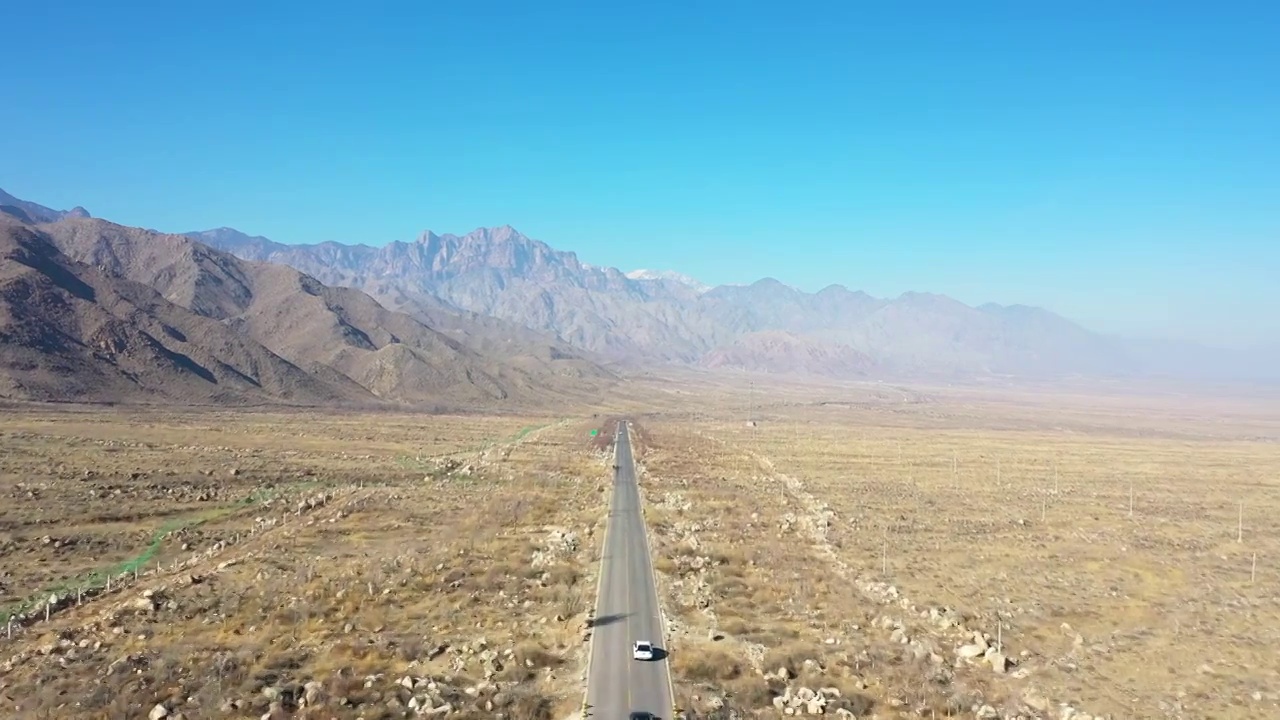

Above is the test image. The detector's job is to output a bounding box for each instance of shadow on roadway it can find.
[587,613,631,628]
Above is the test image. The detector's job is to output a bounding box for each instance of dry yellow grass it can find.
[3,375,1277,720]
[0,406,617,719]
[629,376,1280,719]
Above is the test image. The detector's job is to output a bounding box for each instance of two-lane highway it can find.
[585,421,675,719]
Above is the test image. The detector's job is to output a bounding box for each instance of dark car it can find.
[629,713,657,720]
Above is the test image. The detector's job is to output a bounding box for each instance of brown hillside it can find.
[0,217,371,405]
[8,217,614,407]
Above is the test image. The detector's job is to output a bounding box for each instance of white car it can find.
[632,640,655,661]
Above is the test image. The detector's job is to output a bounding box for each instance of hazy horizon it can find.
[3,3,1277,349]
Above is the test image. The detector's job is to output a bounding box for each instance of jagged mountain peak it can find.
[8,186,1260,386]
[185,220,1151,377]
[417,224,531,244]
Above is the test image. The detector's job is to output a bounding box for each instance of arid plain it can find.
[1,373,1278,720]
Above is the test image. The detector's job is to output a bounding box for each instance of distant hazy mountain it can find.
[700,330,875,377]
[1117,336,1280,383]
[185,223,1262,382]
[191,225,717,362]
[2,181,1249,385]
[0,188,90,223]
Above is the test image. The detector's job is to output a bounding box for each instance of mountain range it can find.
[0,186,1273,407]
[188,224,1274,383]
[0,193,614,406]
[0,189,91,224]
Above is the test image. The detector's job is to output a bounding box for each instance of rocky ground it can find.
[633,385,1280,720]
[0,407,615,719]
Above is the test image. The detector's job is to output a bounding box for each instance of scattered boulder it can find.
[302,680,325,706]
[957,643,986,660]
[986,649,1010,674]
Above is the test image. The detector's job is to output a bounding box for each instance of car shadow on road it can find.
[588,613,631,628]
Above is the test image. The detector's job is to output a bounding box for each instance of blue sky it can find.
[3,1,1278,348]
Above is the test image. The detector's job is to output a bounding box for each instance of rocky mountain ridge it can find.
[190,224,1214,381]
[4,187,1269,386]
[0,199,615,406]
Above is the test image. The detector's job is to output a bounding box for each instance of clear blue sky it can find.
[3,1,1277,348]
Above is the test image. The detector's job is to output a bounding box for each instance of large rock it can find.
[303,680,326,706]
[149,705,168,720]
[985,648,1010,673]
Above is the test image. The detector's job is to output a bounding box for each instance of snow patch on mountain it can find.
[626,268,711,294]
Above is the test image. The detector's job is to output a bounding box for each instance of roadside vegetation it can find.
[633,380,1280,719]
[0,407,612,719]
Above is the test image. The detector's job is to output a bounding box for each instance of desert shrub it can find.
[502,687,556,720]
[717,615,748,636]
[705,543,747,567]
[762,641,814,677]
[393,633,426,663]
[723,674,776,707]
[544,563,580,587]
[713,576,749,598]
[512,640,561,668]
[830,692,876,716]
[672,646,745,682]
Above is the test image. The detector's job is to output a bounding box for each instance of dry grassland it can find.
[630,376,1280,720]
[0,405,617,720]
[2,374,1276,720]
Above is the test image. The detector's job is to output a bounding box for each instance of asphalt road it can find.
[585,421,675,719]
